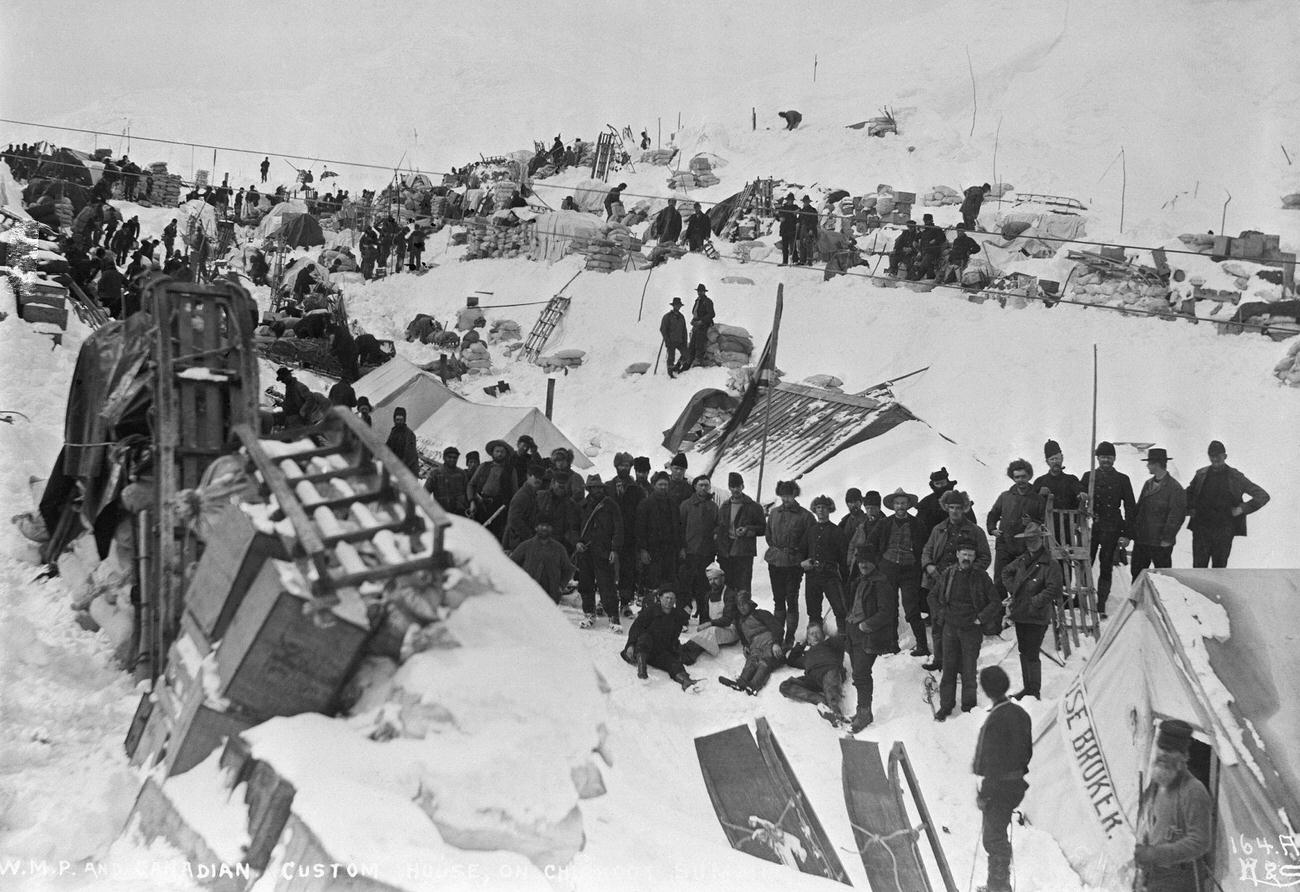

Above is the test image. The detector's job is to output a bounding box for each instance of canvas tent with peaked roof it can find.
[1024,569,1300,891]
[352,356,458,443]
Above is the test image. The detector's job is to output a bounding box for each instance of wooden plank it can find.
[695,725,786,864]
[841,737,931,890]
[888,742,958,892]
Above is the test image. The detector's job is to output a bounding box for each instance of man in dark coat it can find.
[921,489,991,672]
[537,472,582,555]
[914,213,948,280]
[511,517,574,603]
[720,590,786,694]
[961,182,991,230]
[665,452,693,506]
[932,540,1001,719]
[359,226,379,279]
[1134,719,1214,892]
[611,453,645,612]
[468,439,519,539]
[987,458,1047,599]
[424,446,470,516]
[659,297,688,377]
[715,472,765,595]
[765,480,812,648]
[1079,441,1136,616]
[678,475,718,624]
[1185,439,1269,568]
[801,494,848,633]
[1001,522,1062,702]
[887,220,920,276]
[779,624,848,725]
[548,447,587,503]
[776,193,800,265]
[1131,447,1187,577]
[327,377,357,408]
[96,265,128,319]
[1033,438,1084,544]
[777,110,803,130]
[683,284,715,371]
[972,666,1032,892]
[621,589,698,690]
[576,475,624,630]
[604,183,627,218]
[863,488,928,656]
[844,557,898,731]
[636,472,682,594]
[942,223,982,282]
[275,367,313,426]
[385,407,420,475]
[260,157,271,182]
[846,490,885,571]
[649,198,683,243]
[504,463,546,549]
[837,488,868,575]
[683,202,712,252]
[796,196,819,266]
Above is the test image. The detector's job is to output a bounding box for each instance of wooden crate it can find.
[185,506,287,641]
[215,570,371,721]
[18,291,69,328]
[131,671,256,777]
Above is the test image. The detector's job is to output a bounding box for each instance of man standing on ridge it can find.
[1185,439,1269,568]
[1079,441,1135,617]
[972,666,1032,892]
[1131,447,1186,577]
[683,283,715,371]
[260,157,270,183]
[659,297,688,378]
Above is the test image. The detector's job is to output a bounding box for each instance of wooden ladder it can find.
[1045,495,1102,658]
[233,409,452,618]
[522,294,572,361]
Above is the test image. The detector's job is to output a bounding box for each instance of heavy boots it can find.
[850,704,874,733]
[909,619,931,657]
[783,613,799,650]
[1012,657,1041,700]
[636,652,648,679]
[672,671,698,691]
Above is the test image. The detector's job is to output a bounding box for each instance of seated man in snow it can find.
[619,589,700,691]
[778,623,849,726]
[719,590,786,695]
[510,516,574,603]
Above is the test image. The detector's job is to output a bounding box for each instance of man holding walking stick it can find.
[659,297,688,377]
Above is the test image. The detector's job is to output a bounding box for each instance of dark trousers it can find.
[1192,525,1234,568]
[644,545,679,593]
[720,555,754,595]
[846,625,879,710]
[962,208,980,230]
[679,552,712,618]
[780,232,798,264]
[1014,621,1048,697]
[979,778,1027,890]
[779,668,843,710]
[992,540,1024,599]
[617,545,639,600]
[940,624,982,711]
[686,323,709,366]
[1089,523,1122,611]
[577,549,618,618]
[881,560,923,649]
[1130,543,1173,579]
[767,564,804,644]
[665,343,683,373]
[643,650,685,679]
[736,653,781,691]
[408,248,423,270]
[804,570,847,632]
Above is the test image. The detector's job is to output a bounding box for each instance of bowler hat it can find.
[696,283,708,293]
[1145,447,1171,464]
[585,473,605,488]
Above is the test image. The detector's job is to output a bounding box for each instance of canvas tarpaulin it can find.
[414,400,591,469]
[531,210,603,262]
[352,356,458,443]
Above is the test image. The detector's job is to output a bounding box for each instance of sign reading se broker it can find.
[1059,677,1129,837]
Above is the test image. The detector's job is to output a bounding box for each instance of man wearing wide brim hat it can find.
[659,297,688,378]
[681,284,715,373]
[1135,718,1213,891]
[860,487,929,656]
[1131,447,1187,579]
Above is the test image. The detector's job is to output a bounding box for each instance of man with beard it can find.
[932,539,1001,720]
[610,453,645,613]
[423,446,469,516]
[576,475,624,631]
[1078,441,1135,617]
[636,472,682,595]
[510,516,574,603]
[678,475,719,626]
[1001,521,1063,701]
[987,459,1046,600]
[714,472,765,596]
[468,439,519,539]
[921,489,991,672]
[863,488,929,656]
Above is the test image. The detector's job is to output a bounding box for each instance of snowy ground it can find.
[2,0,1299,889]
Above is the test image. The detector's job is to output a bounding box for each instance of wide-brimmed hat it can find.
[1145,447,1171,464]
[485,438,512,456]
[669,297,684,307]
[886,487,918,510]
[696,283,708,293]
[1014,521,1048,539]
[585,473,605,488]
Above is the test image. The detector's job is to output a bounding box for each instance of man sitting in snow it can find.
[719,590,785,695]
[778,623,848,726]
[620,589,700,691]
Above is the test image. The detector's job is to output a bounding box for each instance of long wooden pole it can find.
[1087,343,1100,635]
[753,284,784,502]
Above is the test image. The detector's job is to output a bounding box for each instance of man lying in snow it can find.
[619,589,701,691]
[779,623,848,726]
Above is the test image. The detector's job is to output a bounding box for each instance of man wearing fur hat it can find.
[1079,441,1136,616]
[921,489,991,671]
[632,455,653,495]
[764,481,813,648]
[1185,439,1269,568]
[549,447,586,502]
[932,539,1001,719]
[1000,521,1062,700]
[385,407,420,476]
[863,488,929,656]
[987,459,1047,600]
[801,495,849,633]
[917,467,974,542]
[636,472,683,594]
[1134,719,1213,892]
[719,590,786,694]
[611,453,645,612]
[715,472,765,596]
[1033,439,1083,544]
[679,475,719,625]
[666,452,693,506]
[576,475,624,631]
[1131,447,1186,578]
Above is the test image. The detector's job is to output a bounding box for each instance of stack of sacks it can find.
[688,156,720,187]
[462,340,493,374]
[921,185,962,207]
[706,323,754,368]
[667,170,698,190]
[641,149,675,165]
[488,319,523,344]
[53,196,75,229]
[1066,269,1173,311]
[464,217,535,260]
[536,348,585,372]
[875,189,896,217]
[1273,341,1300,385]
[726,362,784,394]
[583,235,622,272]
[1282,193,1300,210]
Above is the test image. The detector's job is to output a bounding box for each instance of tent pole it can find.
[753,283,783,502]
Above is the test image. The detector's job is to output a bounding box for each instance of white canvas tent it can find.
[1024,569,1300,891]
[531,210,603,262]
[352,356,457,443]
[413,400,591,469]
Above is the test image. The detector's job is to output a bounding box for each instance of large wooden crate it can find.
[215,566,371,721]
[131,669,256,777]
[18,285,69,328]
[186,506,287,641]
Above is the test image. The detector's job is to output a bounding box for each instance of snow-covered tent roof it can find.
[253,199,311,241]
[570,179,612,214]
[352,356,458,443]
[1024,569,1300,890]
[413,400,592,469]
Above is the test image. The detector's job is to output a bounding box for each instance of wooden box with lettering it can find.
[215,563,372,721]
[185,505,288,642]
